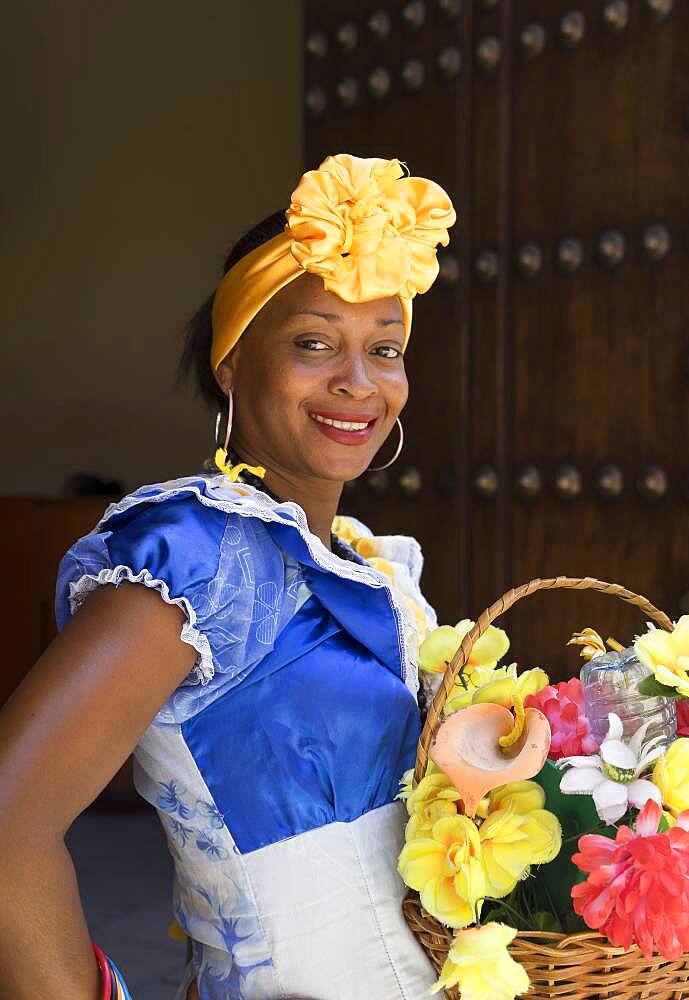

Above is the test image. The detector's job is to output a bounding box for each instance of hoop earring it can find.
[214,388,234,453]
[368,418,404,472]
[213,389,266,482]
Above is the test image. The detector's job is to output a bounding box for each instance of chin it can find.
[308,449,374,484]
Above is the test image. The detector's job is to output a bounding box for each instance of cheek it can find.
[257,359,320,419]
[383,369,409,414]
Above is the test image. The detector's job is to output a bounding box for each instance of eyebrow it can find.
[293,310,405,328]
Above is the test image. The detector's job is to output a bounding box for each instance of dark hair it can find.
[177,209,286,410]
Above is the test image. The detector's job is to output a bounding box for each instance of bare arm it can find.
[0,582,197,999]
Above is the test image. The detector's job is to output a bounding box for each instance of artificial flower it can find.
[397,768,415,802]
[677,700,689,736]
[397,762,441,803]
[653,737,689,817]
[397,814,485,928]
[418,620,510,677]
[403,771,462,840]
[420,620,518,716]
[567,627,607,661]
[431,702,552,817]
[429,922,529,1000]
[286,154,456,305]
[443,662,514,714]
[572,799,689,959]
[472,666,549,709]
[479,790,562,898]
[557,713,663,823]
[634,617,689,698]
[525,678,598,761]
[488,780,545,815]
[330,515,359,545]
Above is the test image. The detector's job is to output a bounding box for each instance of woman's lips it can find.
[308,410,378,446]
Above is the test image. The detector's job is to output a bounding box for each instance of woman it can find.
[0,154,455,999]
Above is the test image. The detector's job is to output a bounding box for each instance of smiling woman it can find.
[0,154,455,1000]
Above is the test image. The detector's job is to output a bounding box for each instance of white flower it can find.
[556,713,664,824]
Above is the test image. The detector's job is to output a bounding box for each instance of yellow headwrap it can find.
[211,153,456,371]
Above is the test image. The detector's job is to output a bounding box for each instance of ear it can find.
[214,346,242,396]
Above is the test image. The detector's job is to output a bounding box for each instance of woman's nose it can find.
[328,355,377,398]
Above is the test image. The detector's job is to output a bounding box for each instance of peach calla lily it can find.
[430,703,551,817]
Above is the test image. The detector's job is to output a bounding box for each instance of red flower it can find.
[525,678,598,761]
[677,699,689,737]
[571,800,689,960]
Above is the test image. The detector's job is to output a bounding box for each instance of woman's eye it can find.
[296,338,331,352]
[373,345,402,359]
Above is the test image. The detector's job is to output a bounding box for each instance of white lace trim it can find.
[95,475,419,699]
[68,565,215,686]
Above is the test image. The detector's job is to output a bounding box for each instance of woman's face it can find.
[217,273,409,484]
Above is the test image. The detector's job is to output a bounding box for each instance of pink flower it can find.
[571,800,689,960]
[677,699,689,737]
[525,678,598,761]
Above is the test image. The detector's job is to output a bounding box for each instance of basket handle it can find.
[413,575,673,784]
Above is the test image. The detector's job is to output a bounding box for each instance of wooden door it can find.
[303,0,689,678]
[0,497,112,702]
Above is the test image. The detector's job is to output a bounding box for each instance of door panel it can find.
[505,1,689,672]
[303,0,471,622]
[303,0,689,676]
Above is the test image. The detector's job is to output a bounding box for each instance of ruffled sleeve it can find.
[55,483,299,720]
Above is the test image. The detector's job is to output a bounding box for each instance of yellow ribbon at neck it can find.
[214,447,266,482]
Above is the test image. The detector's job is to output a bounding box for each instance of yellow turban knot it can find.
[211,153,456,370]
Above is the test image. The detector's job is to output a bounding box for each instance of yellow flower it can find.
[568,627,607,661]
[330,515,359,544]
[472,666,549,708]
[430,922,530,1000]
[515,667,550,701]
[634,617,689,697]
[398,762,443,805]
[443,662,548,718]
[404,772,462,839]
[479,784,561,899]
[489,781,546,815]
[653,738,689,816]
[286,154,456,305]
[419,621,510,678]
[398,815,485,928]
[443,663,511,714]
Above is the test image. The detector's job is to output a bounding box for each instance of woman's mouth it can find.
[308,410,378,445]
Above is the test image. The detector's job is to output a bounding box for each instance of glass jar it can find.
[580,646,676,748]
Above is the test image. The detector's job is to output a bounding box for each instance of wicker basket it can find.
[403,575,689,1000]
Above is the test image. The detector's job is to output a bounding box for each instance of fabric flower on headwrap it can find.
[211,153,457,370]
[286,154,456,305]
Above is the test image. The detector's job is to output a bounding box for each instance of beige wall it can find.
[1,1,302,497]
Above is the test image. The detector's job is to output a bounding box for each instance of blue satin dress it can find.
[56,473,440,999]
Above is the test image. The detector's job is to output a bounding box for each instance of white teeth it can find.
[311,413,370,431]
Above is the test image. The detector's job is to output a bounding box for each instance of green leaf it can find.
[658,812,672,833]
[637,676,684,699]
[533,911,563,933]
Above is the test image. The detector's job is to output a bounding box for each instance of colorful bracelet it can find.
[92,943,133,999]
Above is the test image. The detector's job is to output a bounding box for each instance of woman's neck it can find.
[226,446,342,550]
[265,470,342,550]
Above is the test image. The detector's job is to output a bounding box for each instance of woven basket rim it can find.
[414,575,672,783]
